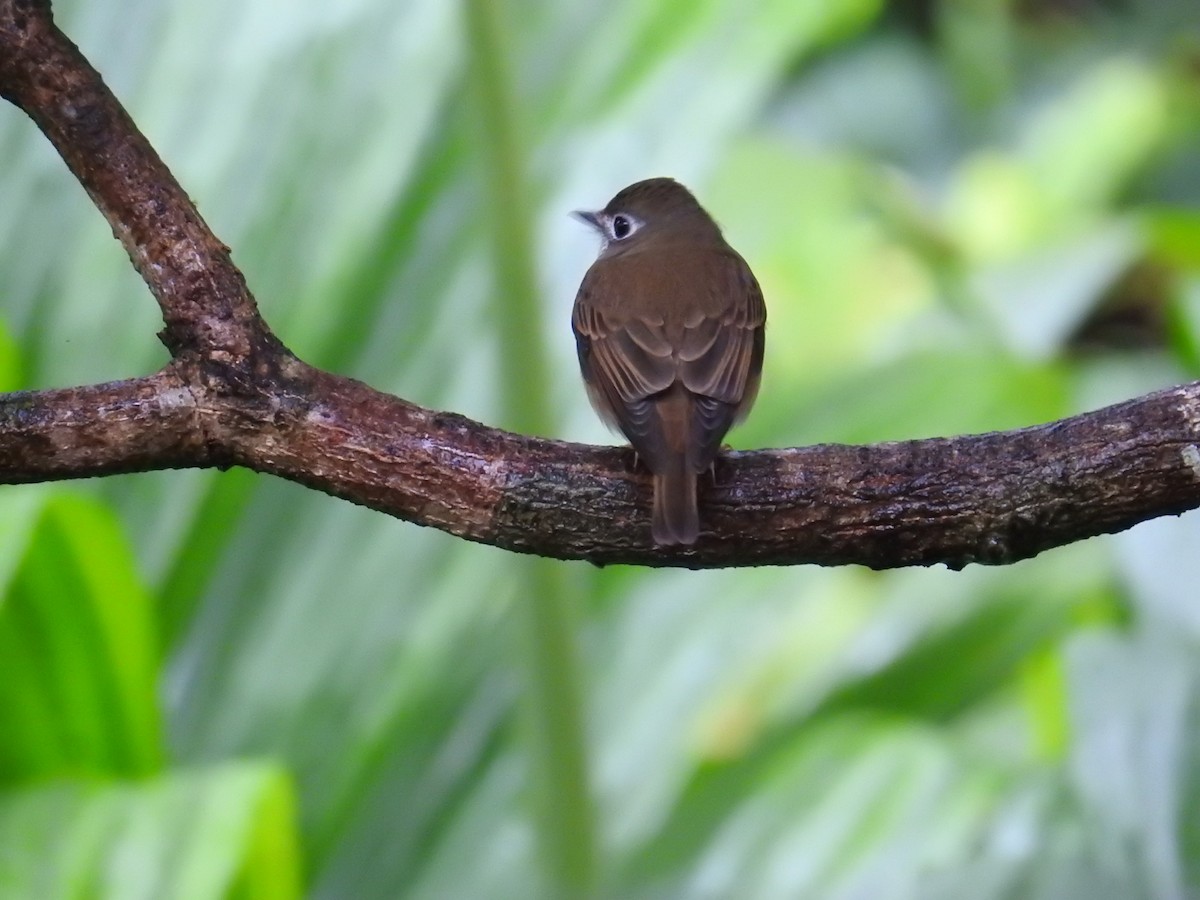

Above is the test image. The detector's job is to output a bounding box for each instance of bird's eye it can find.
[611,214,633,240]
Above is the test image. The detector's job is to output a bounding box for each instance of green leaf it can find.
[761,350,1070,450]
[1147,206,1200,272]
[0,493,163,781]
[0,319,21,392]
[0,762,302,900]
[1063,630,1200,899]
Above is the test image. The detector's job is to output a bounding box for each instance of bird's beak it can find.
[572,209,603,231]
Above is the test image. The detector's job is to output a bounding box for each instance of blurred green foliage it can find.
[1,0,1200,897]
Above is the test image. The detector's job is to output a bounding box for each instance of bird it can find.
[571,177,766,545]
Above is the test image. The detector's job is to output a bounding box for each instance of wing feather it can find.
[572,248,765,470]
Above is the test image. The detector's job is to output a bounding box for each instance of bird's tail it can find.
[652,460,699,546]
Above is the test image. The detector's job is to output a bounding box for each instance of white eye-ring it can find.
[608,213,641,241]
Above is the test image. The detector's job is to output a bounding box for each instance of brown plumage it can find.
[571,178,766,545]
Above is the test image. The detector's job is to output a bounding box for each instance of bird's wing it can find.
[676,254,766,467]
[572,290,674,443]
[677,252,765,405]
[572,250,765,471]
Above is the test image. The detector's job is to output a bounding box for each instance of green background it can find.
[2,0,1200,897]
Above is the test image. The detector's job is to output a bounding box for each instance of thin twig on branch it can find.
[1,0,1198,570]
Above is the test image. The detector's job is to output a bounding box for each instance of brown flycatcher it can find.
[572,178,766,546]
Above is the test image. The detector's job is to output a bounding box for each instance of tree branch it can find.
[2,0,1198,569]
